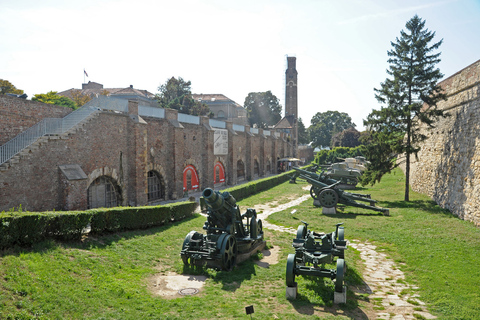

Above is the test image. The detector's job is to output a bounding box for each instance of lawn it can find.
[1,168,479,319]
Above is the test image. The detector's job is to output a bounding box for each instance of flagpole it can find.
[83,68,85,84]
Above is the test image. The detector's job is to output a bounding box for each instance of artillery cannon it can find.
[286,221,347,294]
[323,162,362,188]
[292,167,389,215]
[180,188,264,270]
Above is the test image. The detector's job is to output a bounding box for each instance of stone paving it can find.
[252,193,437,320]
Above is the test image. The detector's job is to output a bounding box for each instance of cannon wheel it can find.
[296,224,307,240]
[286,253,296,287]
[257,219,263,236]
[319,189,339,208]
[338,227,344,241]
[250,218,258,238]
[335,258,345,293]
[310,186,321,200]
[220,234,237,271]
[181,231,203,266]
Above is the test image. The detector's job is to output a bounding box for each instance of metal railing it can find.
[0,106,98,165]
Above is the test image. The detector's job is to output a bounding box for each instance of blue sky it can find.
[1,0,479,130]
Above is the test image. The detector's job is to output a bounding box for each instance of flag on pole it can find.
[84,69,88,77]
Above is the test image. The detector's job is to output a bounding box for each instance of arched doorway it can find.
[254,159,259,177]
[214,161,225,184]
[183,165,199,192]
[147,170,165,201]
[87,176,122,209]
[237,160,245,181]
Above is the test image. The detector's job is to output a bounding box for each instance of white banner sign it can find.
[214,129,228,155]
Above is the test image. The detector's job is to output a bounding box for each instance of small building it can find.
[192,94,248,126]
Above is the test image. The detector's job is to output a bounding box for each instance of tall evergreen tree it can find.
[362,15,447,201]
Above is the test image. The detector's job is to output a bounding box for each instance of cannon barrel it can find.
[202,188,237,211]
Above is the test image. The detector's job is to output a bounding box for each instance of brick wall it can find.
[0,99,293,212]
[0,96,72,145]
[399,59,480,226]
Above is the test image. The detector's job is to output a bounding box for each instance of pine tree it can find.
[362,15,447,201]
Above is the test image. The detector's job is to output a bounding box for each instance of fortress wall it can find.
[0,96,72,145]
[404,59,480,225]
[0,101,292,212]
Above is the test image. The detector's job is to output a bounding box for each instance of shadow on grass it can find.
[381,199,452,216]
[210,258,258,292]
[0,214,201,258]
[287,268,370,319]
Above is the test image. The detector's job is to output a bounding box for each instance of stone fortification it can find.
[0,97,305,212]
[402,59,480,225]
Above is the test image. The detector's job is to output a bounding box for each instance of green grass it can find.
[266,168,480,319]
[1,169,480,319]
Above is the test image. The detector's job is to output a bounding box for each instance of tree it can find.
[362,15,447,201]
[331,127,361,148]
[0,79,24,96]
[244,91,282,129]
[70,89,92,107]
[155,77,211,116]
[307,111,355,149]
[297,117,309,145]
[32,91,77,110]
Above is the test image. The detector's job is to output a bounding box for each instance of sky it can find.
[1,0,479,130]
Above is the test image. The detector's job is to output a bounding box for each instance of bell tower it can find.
[285,56,298,155]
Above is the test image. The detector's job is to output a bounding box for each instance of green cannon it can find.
[180,188,264,270]
[286,221,347,293]
[292,167,389,215]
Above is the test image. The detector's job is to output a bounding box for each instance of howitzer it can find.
[292,167,389,215]
[180,188,264,270]
[286,221,347,293]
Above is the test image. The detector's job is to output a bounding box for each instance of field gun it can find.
[286,221,347,293]
[180,188,264,270]
[292,167,389,215]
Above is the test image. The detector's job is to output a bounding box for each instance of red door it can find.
[214,162,225,184]
[183,165,199,191]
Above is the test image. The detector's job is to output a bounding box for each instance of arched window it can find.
[237,160,245,181]
[87,176,121,209]
[183,165,199,191]
[217,110,225,118]
[214,161,225,184]
[254,159,259,177]
[147,170,165,201]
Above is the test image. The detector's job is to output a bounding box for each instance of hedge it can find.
[0,170,295,249]
[0,201,197,249]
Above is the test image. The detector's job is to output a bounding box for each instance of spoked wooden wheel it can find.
[319,189,339,208]
[220,234,237,271]
[335,258,345,293]
[286,253,296,287]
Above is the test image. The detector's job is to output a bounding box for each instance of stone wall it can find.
[402,59,480,226]
[0,100,293,212]
[0,96,73,145]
